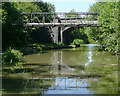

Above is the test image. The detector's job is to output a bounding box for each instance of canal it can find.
[2,44,118,95]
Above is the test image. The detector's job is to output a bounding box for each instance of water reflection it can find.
[2,44,118,94]
[50,51,75,75]
[44,77,92,94]
[85,51,93,66]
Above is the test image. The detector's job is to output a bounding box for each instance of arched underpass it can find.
[62,27,75,44]
[62,26,89,45]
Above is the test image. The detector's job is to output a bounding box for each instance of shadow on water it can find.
[2,44,118,95]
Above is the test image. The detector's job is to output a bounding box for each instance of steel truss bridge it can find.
[23,12,99,43]
[23,12,99,27]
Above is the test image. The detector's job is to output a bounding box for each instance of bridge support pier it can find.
[52,19,63,44]
[52,26,58,43]
[52,19,65,44]
[52,19,59,44]
[60,27,63,44]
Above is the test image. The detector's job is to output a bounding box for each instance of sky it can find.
[43,0,96,12]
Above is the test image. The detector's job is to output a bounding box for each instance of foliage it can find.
[15,2,55,23]
[2,48,23,67]
[2,1,55,51]
[66,9,79,18]
[70,28,90,44]
[29,43,73,50]
[88,2,119,54]
[15,2,41,23]
[2,1,56,69]
[20,45,42,55]
[65,10,89,44]
[72,39,83,46]
[2,2,29,50]
[34,2,55,13]
[58,42,64,46]
[16,2,41,13]
[16,2,55,43]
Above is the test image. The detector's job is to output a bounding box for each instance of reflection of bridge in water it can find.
[50,51,75,75]
[49,51,86,76]
[23,45,99,92]
[48,50,99,90]
[50,77,90,90]
[23,12,99,43]
[26,76,99,94]
[41,77,99,92]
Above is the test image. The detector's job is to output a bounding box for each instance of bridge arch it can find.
[62,27,75,44]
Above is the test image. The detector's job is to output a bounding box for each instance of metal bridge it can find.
[23,12,99,27]
[23,12,99,43]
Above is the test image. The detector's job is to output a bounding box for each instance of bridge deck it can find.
[25,21,98,27]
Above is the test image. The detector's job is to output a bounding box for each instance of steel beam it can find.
[24,22,98,27]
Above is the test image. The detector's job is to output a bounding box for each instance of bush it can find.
[20,45,42,55]
[2,48,23,67]
[72,39,83,47]
[58,42,64,45]
[33,45,42,52]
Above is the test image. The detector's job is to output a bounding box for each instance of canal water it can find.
[2,44,118,95]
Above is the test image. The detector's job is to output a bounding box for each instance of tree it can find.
[2,1,56,50]
[87,2,119,54]
[66,9,79,18]
[2,2,29,50]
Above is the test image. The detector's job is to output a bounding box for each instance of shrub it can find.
[72,39,83,47]
[58,42,64,45]
[21,45,42,55]
[2,48,23,67]
[33,45,42,53]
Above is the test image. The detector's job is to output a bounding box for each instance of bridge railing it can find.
[22,12,99,27]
